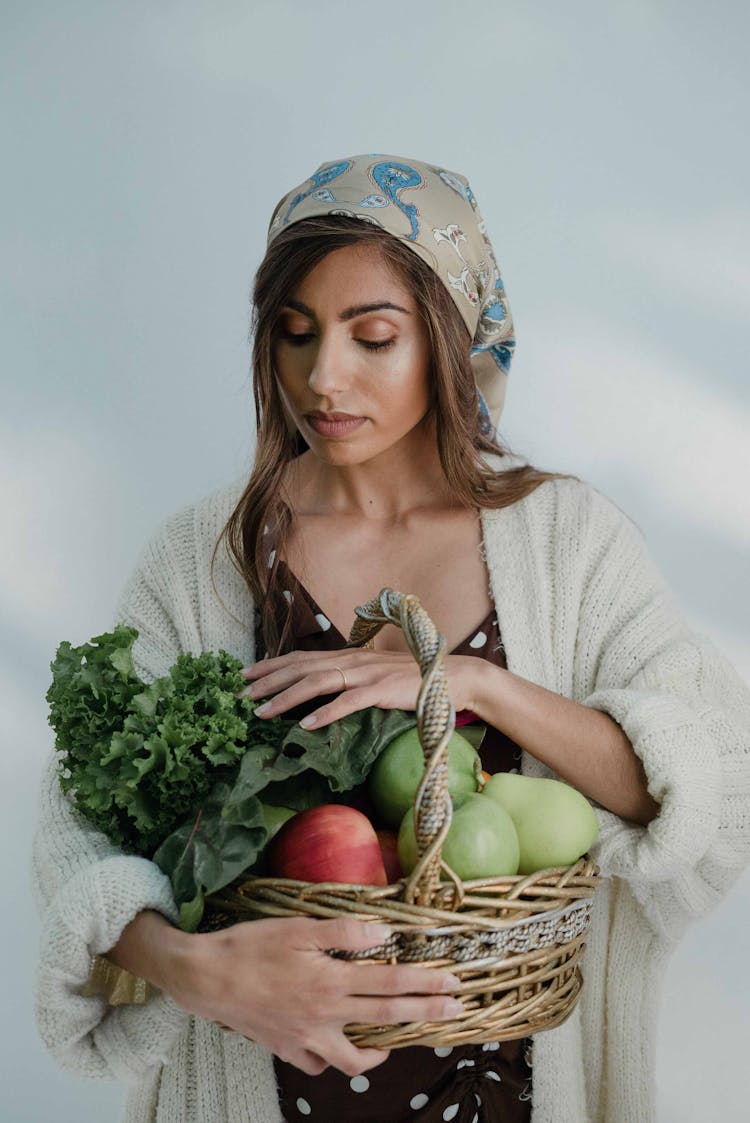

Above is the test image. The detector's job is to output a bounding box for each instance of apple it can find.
[376,829,403,882]
[268,804,388,885]
[397,793,520,880]
[340,783,378,821]
[369,727,483,828]
[482,772,599,874]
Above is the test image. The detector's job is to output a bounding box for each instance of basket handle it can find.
[347,589,463,910]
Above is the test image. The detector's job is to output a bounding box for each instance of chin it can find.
[310,443,375,466]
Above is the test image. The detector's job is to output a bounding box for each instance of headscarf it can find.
[266,153,515,439]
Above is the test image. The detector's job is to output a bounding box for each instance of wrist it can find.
[154,924,202,1000]
[468,661,507,723]
[164,923,250,1017]
[105,909,195,996]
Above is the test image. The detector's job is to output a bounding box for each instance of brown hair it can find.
[214,214,577,657]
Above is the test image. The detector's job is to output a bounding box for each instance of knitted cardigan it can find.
[32,455,750,1123]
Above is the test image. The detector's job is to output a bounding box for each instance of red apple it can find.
[341,783,378,822]
[268,804,388,886]
[376,829,403,883]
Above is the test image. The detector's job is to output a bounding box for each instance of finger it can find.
[295,687,375,729]
[254,675,379,723]
[338,961,461,997]
[242,648,393,681]
[240,663,313,698]
[344,993,464,1026]
[282,1047,330,1076]
[241,650,340,679]
[298,667,423,727]
[353,1047,392,1074]
[300,917,394,952]
[240,651,306,681]
[242,661,357,703]
[252,676,368,721]
[314,1035,392,1078]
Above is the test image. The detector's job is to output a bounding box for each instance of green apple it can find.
[482,773,599,874]
[369,727,483,829]
[397,792,520,880]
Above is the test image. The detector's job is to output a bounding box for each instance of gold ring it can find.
[334,665,348,690]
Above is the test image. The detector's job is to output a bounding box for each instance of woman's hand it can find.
[240,649,491,729]
[166,916,462,1076]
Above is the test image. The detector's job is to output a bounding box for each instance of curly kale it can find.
[46,626,289,856]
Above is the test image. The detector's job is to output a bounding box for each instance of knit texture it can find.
[32,454,750,1122]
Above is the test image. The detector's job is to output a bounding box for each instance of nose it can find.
[306,333,350,398]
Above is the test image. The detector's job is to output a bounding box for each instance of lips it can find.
[306,411,363,421]
[305,412,367,438]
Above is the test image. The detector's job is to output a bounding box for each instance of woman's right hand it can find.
[165,916,463,1076]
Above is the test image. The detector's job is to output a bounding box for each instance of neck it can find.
[285,421,459,523]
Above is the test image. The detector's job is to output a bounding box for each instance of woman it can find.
[33,154,750,1123]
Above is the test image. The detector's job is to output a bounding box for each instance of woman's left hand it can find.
[240,649,491,730]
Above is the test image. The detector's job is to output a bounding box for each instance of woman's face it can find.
[272,243,434,466]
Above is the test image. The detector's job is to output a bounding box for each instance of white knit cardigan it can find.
[32,456,750,1123]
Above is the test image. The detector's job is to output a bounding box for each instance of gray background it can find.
[2,1,748,1119]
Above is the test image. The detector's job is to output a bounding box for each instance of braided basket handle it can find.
[347,589,463,910]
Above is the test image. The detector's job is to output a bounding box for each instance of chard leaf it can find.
[259,772,333,812]
[153,778,269,931]
[276,706,418,791]
[179,892,206,934]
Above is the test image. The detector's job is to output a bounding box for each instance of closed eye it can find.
[279,332,314,346]
[360,338,395,351]
[279,331,395,351]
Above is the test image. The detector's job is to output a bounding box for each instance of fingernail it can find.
[443,999,464,1016]
[255,702,272,716]
[298,714,317,729]
[442,974,461,991]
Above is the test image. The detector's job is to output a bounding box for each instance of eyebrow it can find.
[283,298,411,322]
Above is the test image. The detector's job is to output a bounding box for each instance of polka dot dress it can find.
[282,1038,532,1122]
[262,558,533,1121]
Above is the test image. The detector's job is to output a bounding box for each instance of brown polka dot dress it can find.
[261,559,533,1122]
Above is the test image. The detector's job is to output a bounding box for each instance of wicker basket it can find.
[205,588,600,1048]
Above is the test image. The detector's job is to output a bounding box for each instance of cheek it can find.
[385,349,431,406]
[273,373,301,425]
[273,351,306,397]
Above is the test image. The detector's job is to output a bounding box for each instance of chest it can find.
[281,509,495,653]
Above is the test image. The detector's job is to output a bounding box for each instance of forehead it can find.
[291,243,413,306]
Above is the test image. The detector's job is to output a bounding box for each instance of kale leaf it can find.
[47,626,291,855]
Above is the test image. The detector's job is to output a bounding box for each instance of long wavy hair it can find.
[214,214,576,657]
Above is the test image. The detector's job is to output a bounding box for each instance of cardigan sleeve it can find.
[574,485,750,944]
[31,528,195,1082]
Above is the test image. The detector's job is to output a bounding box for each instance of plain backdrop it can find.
[2,2,749,1120]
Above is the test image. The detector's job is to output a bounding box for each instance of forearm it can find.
[105,910,194,995]
[472,664,660,827]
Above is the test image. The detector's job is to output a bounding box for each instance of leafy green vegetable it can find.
[47,627,420,928]
[153,774,269,930]
[47,626,291,855]
[152,706,418,929]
